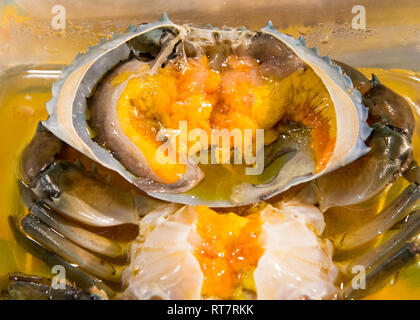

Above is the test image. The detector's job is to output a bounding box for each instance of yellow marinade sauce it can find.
[357,67,420,300]
[0,75,53,289]
[0,66,418,299]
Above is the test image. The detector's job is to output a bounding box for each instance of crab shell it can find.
[43,14,371,207]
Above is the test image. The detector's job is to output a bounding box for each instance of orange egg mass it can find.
[116,54,337,184]
[193,205,263,299]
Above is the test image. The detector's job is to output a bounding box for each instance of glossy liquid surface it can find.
[0,65,419,299]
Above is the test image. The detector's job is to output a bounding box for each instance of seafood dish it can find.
[0,13,419,300]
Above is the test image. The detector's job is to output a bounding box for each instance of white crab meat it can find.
[123,201,338,300]
[254,201,337,299]
[123,204,203,300]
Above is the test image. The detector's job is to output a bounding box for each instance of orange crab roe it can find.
[116,54,337,183]
[193,206,264,299]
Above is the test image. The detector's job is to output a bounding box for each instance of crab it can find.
[8,16,420,299]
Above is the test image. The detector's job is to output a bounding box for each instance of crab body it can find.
[42,15,372,207]
[9,16,419,300]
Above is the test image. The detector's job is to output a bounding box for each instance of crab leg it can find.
[347,210,420,274]
[316,66,415,211]
[404,160,420,185]
[32,160,154,227]
[16,124,170,286]
[336,183,420,251]
[21,123,63,189]
[20,214,123,282]
[341,210,420,299]
[3,273,106,300]
[19,180,127,259]
[30,202,126,258]
[9,216,116,298]
[21,124,165,227]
